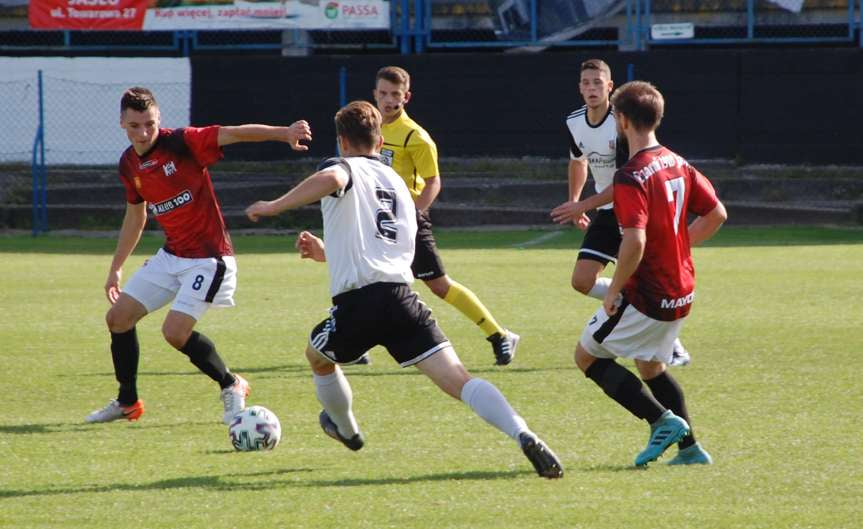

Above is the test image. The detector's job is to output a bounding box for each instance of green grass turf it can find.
[1,226,861,528]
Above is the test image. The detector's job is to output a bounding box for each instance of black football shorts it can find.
[309,282,450,367]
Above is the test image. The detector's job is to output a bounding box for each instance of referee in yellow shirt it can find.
[372,66,519,365]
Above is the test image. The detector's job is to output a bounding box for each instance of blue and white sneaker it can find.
[668,442,713,465]
[635,410,690,467]
[669,339,691,367]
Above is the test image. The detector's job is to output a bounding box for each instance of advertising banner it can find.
[29,0,147,29]
[29,0,390,30]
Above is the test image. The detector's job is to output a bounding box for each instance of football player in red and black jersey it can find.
[573,81,727,466]
[86,86,311,425]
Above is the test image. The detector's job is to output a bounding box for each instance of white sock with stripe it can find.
[460,378,528,441]
[314,370,359,438]
[587,277,611,300]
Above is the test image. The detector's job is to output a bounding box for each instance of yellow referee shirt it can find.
[380,110,439,201]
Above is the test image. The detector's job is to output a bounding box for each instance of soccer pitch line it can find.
[511,230,565,248]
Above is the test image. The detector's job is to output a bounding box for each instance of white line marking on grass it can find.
[512,231,565,249]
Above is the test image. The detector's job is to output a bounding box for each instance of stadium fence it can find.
[0,65,189,234]
[0,0,859,55]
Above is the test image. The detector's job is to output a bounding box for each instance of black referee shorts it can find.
[411,210,446,281]
[309,282,450,367]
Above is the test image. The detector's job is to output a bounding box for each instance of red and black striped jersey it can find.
[614,145,718,321]
[118,126,233,258]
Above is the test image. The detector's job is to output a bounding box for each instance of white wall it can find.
[0,57,190,165]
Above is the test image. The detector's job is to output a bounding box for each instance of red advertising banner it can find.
[27,0,391,30]
[29,0,149,29]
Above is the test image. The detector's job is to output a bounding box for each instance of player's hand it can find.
[603,291,623,317]
[105,269,122,304]
[245,201,275,222]
[551,200,589,226]
[283,120,311,151]
[295,231,326,262]
[575,213,591,231]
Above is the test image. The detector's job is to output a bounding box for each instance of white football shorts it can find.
[579,301,685,364]
[122,248,237,320]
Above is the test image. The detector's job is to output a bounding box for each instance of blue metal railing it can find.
[31,70,48,236]
[1,1,860,56]
[641,0,858,47]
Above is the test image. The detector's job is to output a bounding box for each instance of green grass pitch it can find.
[1,226,861,528]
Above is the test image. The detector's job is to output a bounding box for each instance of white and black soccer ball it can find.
[228,405,281,452]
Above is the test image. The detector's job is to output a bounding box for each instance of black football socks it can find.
[111,327,140,405]
[584,358,665,424]
[180,331,235,389]
[645,370,696,449]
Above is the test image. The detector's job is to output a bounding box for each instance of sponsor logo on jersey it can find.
[660,292,694,309]
[148,189,193,216]
[380,148,394,167]
[587,151,616,169]
[631,153,687,182]
[163,161,177,177]
[139,160,158,170]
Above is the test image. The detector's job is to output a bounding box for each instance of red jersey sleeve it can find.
[183,126,223,167]
[687,166,719,217]
[613,170,649,229]
[118,154,144,204]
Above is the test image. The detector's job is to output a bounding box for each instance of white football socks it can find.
[313,371,359,438]
[460,378,528,441]
[587,277,611,300]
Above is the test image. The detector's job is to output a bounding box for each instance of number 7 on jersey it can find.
[665,177,686,234]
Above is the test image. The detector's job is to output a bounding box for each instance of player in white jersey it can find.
[244,101,562,478]
[551,59,690,366]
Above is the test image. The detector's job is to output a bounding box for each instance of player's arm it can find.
[550,184,612,226]
[568,158,589,202]
[218,121,311,151]
[245,167,348,221]
[415,175,440,213]
[105,201,148,304]
[407,131,440,212]
[688,200,727,246]
[604,227,645,316]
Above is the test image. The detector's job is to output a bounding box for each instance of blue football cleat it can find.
[668,442,713,465]
[635,410,690,467]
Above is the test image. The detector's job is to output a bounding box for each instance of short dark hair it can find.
[580,59,611,78]
[335,101,382,150]
[121,87,157,113]
[611,81,664,132]
[375,66,410,90]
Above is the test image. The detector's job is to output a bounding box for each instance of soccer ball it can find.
[228,405,281,452]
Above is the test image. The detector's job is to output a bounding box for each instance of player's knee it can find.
[105,307,134,333]
[162,324,191,350]
[574,344,594,373]
[571,275,594,295]
[442,371,471,400]
[426,279,449,299]
[305,345,336,375]
[635,360,665,381]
